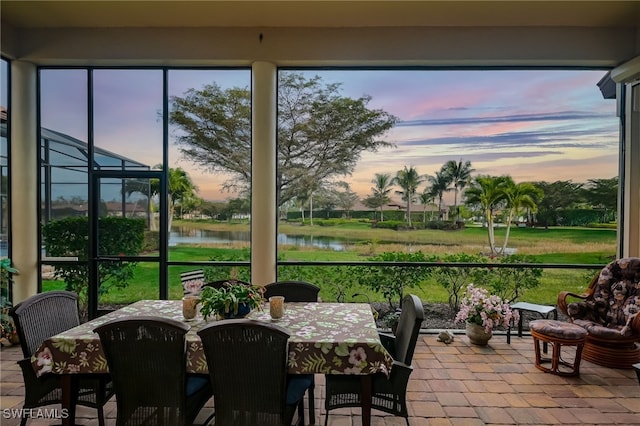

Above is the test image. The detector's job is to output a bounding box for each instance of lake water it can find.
[169,226,349,251]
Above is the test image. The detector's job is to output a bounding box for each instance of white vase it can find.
[465,322,493,346]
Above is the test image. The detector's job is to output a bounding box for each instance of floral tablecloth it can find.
[248,302,392,375]
[32,300,392,377]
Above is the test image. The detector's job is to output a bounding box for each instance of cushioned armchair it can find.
[557,257,640,369]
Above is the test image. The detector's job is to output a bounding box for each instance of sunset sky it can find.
[38,68,619,204]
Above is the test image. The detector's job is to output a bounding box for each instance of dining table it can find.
[31,299,393,426]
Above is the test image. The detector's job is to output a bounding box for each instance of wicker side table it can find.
[529,319,587,377]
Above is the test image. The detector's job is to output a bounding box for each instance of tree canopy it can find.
[364,173,393,221]
[582,177,618,214]
[394,166,425,227]
[169,72,397,208]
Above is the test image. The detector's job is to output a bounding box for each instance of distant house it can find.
[350,198,448,221]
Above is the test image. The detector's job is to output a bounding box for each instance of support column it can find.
[10,61,38,302]
[251,62,277,286]
[622,83,640,257]
[612,56,640,258]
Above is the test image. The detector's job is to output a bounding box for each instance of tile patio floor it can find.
[1,332,639,425]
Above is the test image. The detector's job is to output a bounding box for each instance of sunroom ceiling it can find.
[2,1,639,29]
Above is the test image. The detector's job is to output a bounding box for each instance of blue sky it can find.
[37,68,618,202]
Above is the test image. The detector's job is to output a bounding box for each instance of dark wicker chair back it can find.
[10,290,80,358]
[263,280,320,423]
[198,319,296,426]
[324,294,424,426]
[393,293,425,365]
[94,316,211,426]
[263,281,320,302]
[9,291,114,426]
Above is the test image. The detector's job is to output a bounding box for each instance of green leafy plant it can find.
[485,254,543,302]
[382,310,401,333]
[354,251,431,310]
[0,258,19,343]
[199,282,264,320]
[203,248,251,282]
[431,253,490,312]
[42,217,145,304]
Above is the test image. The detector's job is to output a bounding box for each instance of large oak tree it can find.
[170,72,397,209]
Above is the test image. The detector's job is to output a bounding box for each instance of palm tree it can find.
[393,166,425,227]
[426,170,451,220]
[125,166,197,231]
[418,192,435,223]
[444,159,474,221]
[501,180,542,253]
[370,173,393,221]
[165,167,198,230]
[464,175,510,255]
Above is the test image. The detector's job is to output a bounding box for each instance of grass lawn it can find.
[43,221,615,308]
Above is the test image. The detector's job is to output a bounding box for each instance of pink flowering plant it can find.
[455,283,518,333]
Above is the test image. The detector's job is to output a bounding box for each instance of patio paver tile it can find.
[474,406,516,424]
[543,407,581,424]
[464,393,510,407]
[569,407,620,424]
[442,406,477,418]
[617,398,640,412]
[410,401,447,418]
[520,393,561,408]
[435,392,470,407]
[581,397,630,412]
[570,384,616,398]
[506,407,562,424]
[427,379,469,392]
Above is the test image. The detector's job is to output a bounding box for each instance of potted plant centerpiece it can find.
[455,283,518,346]
[0,258,19,345]
[199,281,264,320]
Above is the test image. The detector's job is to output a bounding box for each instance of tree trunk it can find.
[501,209,515,254]
[486,208,497,254]
[149,200,158,231]
[167,200,174,233]
[453,189,459,221]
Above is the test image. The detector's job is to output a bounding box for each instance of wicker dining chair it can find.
[9,291,114,426]
[324,294,424,426]
[198,319,311,426]
[263,280,320,303]
[94,316,212,426]
[263,280,320,423]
